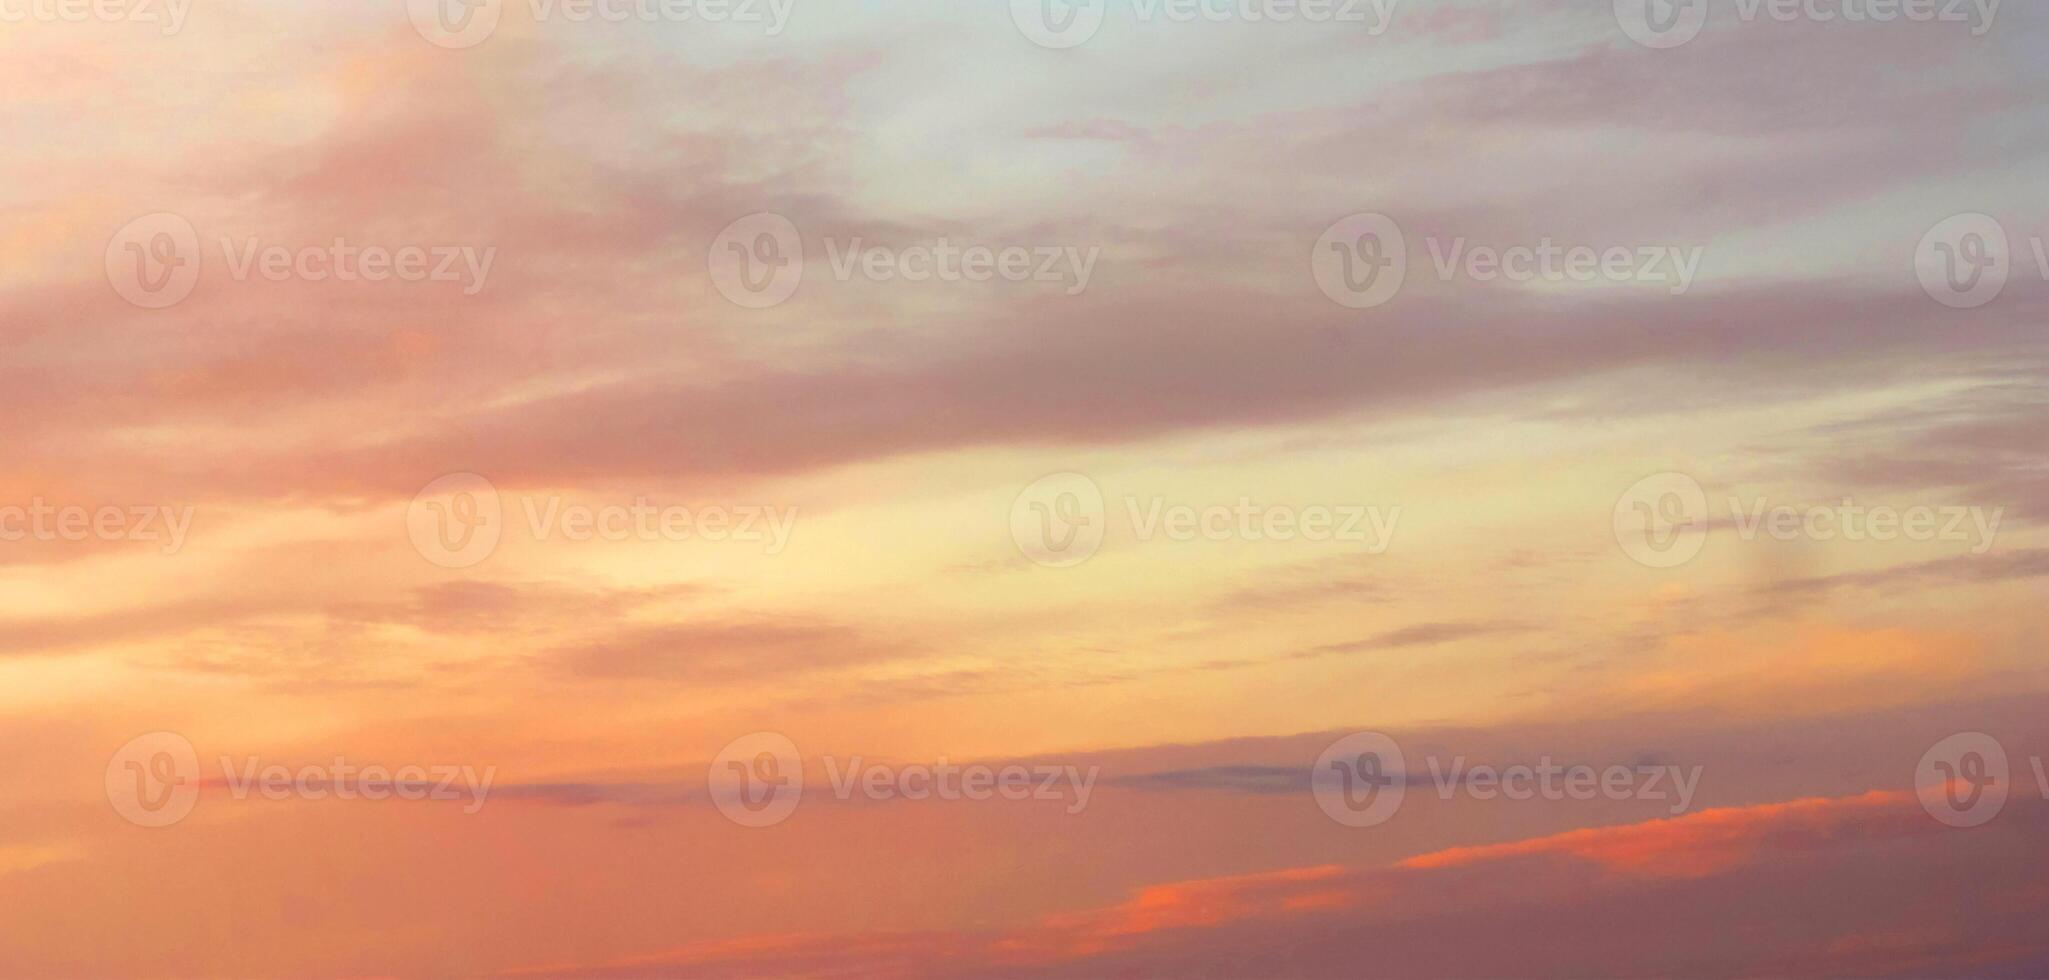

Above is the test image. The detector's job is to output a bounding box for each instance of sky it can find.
[4,0,2049,975]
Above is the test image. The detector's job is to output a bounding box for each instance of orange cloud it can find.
[1397,789,1916,879]
[503,790,2034,978]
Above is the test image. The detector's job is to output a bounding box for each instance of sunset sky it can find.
[5,0,2049,976]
